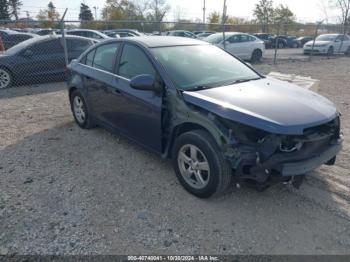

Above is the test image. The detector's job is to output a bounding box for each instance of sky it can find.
[20,0,340,23]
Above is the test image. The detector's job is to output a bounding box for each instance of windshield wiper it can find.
[229,78,261,85]
[183,85,211,91]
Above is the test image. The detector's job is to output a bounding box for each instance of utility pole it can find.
[222,0,227,50]
[203,0,206,24]
[93,6,98,20]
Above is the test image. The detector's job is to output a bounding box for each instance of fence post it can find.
[222,0,227,50]
[60,9,69,67]
[309,21,323,62]
[273,23,280,65]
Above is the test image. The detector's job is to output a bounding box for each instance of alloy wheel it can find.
[73,96,86,124]
[0,68,11,89]
[177,144,210,189]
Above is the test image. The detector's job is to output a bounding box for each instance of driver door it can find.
[111,43,163,152]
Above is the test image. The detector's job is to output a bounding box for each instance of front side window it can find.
[118,44,156,79]
[152,44,260,90]
[92,43,119,72]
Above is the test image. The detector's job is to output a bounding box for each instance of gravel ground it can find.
[0,53,350,255]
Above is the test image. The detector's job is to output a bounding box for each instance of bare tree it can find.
[147,0,170,22]
[334,0,350,32]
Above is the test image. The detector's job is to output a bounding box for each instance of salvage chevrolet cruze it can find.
[67,36,343,198]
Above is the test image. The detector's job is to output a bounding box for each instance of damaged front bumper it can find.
[281,139,342,176]
[225,118,343,187]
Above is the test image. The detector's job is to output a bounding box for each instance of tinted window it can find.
[29,39,63,55]
[118,44,156,79]
[67,38,92,52]
[92,43,119,72]
[86,31,103,39]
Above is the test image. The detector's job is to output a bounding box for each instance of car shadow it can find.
[1,122,349,254]
[0,81,66,100]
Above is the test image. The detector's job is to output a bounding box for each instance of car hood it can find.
[305,40,331,46]
[182,78,338,135]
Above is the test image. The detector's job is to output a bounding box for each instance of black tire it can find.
[172,130,232,198]
[346,47,350,56]
[327,46,334,56]
[0,67,12,89]
[69,89,94,129]
[278,42,285,49]
[292,43,298,48]
[251,49,262,62]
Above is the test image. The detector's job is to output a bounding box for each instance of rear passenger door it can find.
[83,43,120,124]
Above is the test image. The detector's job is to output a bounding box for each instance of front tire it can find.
[172,130,232,198]
[70,89,94,129]
[0,68,12,89]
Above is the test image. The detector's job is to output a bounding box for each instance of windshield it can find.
[152,45,261,90]
[316,35,337,41]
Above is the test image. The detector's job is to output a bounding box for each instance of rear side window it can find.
[92,43,119,72]
[29,39,63,55]
[118,44,156,79]
[67,38,92,52]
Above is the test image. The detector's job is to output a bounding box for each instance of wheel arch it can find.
[165,121,225,158]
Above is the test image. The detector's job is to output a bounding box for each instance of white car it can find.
[303,34,350,55]
[204,32,265,62]
[66,29,111,40]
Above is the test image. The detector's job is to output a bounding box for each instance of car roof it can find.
[110,36,209,48]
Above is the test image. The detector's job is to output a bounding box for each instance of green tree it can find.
[0,0,10,20]
[79,3,94,21]
[253,0,274,33]
[274,4,295,34]
[36,1,60,28]
[8,0,22,20]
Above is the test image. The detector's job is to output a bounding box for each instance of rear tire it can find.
[0,68,12,89]
[172,130,232,198]
[70,89,94,129]
[278,42,284,49]
[327,46,334,56]
[251,49,262,62]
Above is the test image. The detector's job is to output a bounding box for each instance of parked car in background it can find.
[0,29,37,50]
[253,33,274,48]
[278,35,301,48]
[166,30,197,38]
[193,31,216,35]
[67,29,111,40]
[34,29,55,36]
[196,32,215,40]
[67,36,342,197]
[0,35,97,88]
[103,29,143,38]
[296,36,314,46]
[303,34,350,55]
[204,32,265,62]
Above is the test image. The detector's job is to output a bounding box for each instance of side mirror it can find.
[22,49,33,58]
[130,74,156,91]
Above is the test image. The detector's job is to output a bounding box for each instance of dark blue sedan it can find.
[67,37,342,197]
[0,35,96,88]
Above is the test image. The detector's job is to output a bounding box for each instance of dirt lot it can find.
[0,53,350,255]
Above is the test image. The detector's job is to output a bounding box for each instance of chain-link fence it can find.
[0,19,349,89]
